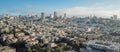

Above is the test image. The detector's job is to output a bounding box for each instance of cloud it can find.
[57,6,120,18]
[8,8,42,15]
[56,0,120,18]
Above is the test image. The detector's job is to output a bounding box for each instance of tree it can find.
[27,47,32,52]
[58,47,63,52]
[64,45,72,51]
[59,43,66,47]
[44,48,51,52]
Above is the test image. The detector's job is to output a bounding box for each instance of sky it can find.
[0,0,120,18]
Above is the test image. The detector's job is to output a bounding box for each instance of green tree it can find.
[59,43,66,47]
[27,47,32,52]
[44,48,51,52]
[64,45,72,51]
[58,47,63,52]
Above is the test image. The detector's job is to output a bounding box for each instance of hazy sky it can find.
[0,0,120,17]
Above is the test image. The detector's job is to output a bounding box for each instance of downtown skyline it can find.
[0,0,120,52]
[0,0,120,18]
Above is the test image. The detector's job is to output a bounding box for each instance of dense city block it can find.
[0,12,120,52]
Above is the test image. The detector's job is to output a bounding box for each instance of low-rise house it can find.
[43,39,49,44]
[6,37,18,44]
[15,32,25,37]
[25,36,39,47]
[22,35,30,40]
[18,35,30,41]
[0,34,14,41]
[0,34,7,41]
[7,34,14,39]
[83,40,120,52]
[25,40,39,47]
[0,46,16,52]
[47,43,57,48]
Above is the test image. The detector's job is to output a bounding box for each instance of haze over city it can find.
[0,0,120,52]
[0,0,120,18]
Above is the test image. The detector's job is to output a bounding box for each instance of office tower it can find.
[113,15,117,20]
[50,14,53,18]
[35,15,38,19]
[111,15,117,20]
[41,12,45,18]
[18,15,21,24]
[13,26,16,38]
[64,13,66,17]
[28,14,32,17]
[41,12,45,22]
[3,14,9,18]
[3,14,9,21]
[35,15,38,17]
[54,11,57,18]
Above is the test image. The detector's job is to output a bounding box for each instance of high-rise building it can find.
[41,12,45,21]
[54,11,57,18]
[50,14,53,18]
[13,26,16,37]
[18,15,21,23]
[3,14,9,18]
[113,15,117,20]
[111,15,117,20]
[41,12,44,18]
[64,13,66,17]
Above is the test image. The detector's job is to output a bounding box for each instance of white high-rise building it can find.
[3,14,9,18]
[50,14,54,18]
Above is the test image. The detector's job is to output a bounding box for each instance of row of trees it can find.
[27,43,72,52]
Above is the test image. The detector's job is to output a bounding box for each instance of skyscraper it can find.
[41,12,45,21]
[111,15,117,20]
[54,11,57,18]
[18,15,21,24]
[50,14,53,18]
[64,13,66,17]
[3,14,9,18]
[113,15,117,20]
